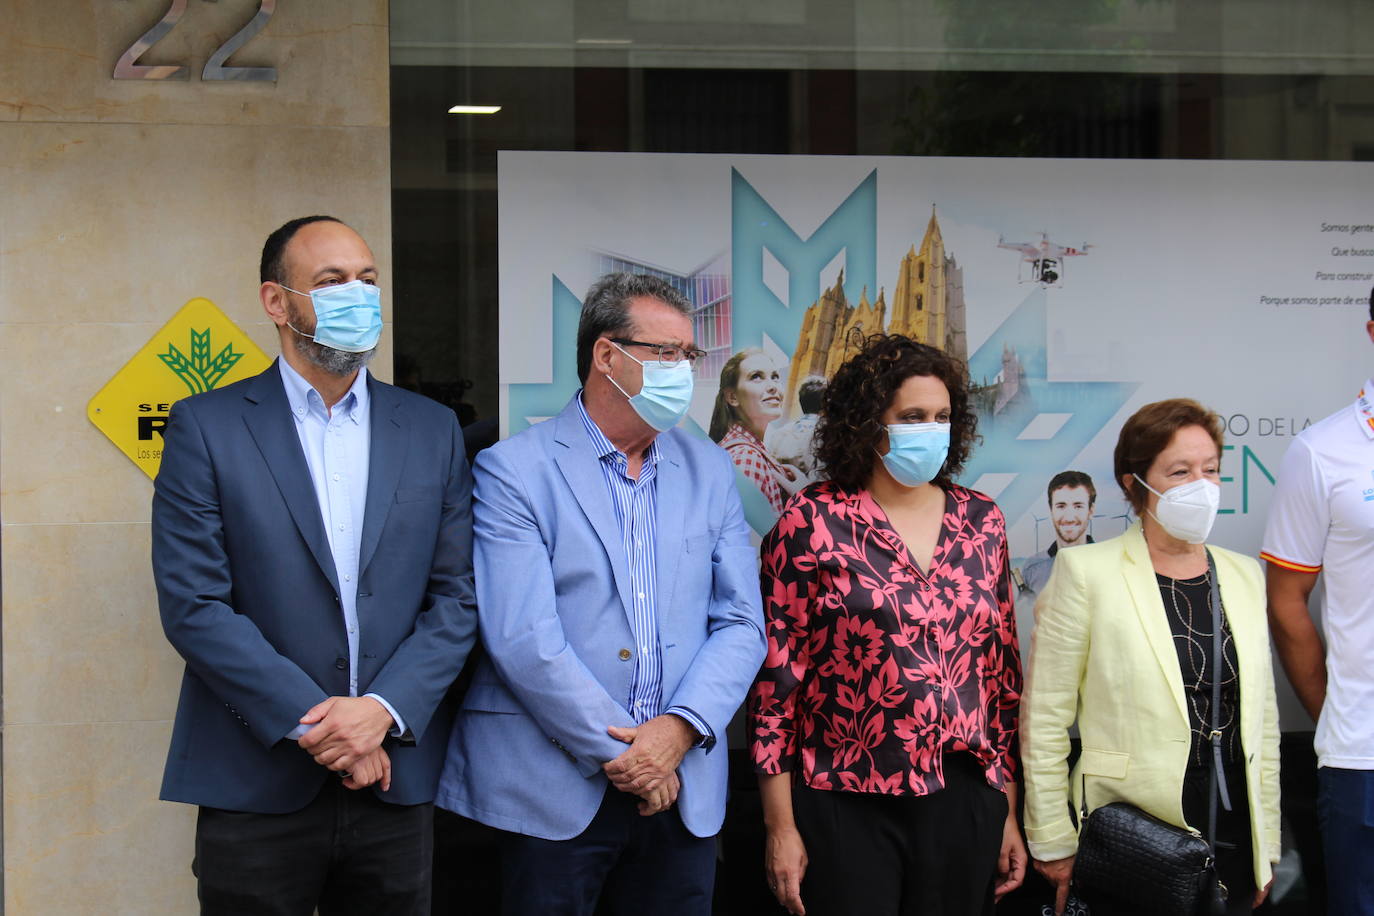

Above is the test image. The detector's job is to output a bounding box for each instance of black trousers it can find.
[791,753,1007,916]
[498,784,716,916]
[194,778,434,916]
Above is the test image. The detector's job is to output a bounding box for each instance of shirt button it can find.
[618,648,632,661]
[640,645,648,653]
[344,574,351,582]
[333,473,341,481]
[338,524,345,531]
[348,626,355,635]
[637,592,645,600]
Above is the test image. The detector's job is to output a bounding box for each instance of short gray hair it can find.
[576,272,692,383]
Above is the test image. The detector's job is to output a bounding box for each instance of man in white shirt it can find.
[1261,291,1374,915]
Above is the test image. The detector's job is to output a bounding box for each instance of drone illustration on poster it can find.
[998,232,1094,286]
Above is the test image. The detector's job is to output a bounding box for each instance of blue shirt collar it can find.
[575,391,660,467]
[278,357,369,425]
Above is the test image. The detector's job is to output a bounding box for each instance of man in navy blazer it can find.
[437,273,766,915]
[153,216,477,914]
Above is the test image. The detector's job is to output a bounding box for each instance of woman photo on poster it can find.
[748,334,1025,916]
[709,348,805,514]
[1022,399,1281,916]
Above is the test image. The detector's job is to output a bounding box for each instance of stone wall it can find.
[0,2,392,910]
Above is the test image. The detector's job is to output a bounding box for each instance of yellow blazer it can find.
[1022,522,1281,887]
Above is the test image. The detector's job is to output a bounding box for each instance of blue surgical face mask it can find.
[880,422,951,487]
[606,342,694,432]
[282,280,383,353]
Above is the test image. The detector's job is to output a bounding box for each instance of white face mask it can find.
[1134,475,1220,544]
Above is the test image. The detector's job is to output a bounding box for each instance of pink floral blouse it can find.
[748,481,1022,795]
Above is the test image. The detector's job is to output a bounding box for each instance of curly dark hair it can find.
[814,334,978,492]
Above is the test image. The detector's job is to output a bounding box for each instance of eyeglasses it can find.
[610,338,707,367]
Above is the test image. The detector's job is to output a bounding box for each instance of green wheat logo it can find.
[159,328,244,395]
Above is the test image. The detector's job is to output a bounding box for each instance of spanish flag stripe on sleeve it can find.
[1259,551,1322,574]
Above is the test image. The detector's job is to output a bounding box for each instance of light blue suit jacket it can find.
[437,396,766,840]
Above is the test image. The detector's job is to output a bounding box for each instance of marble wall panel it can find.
[2,523,182,727]
[0,121,392,327]
[3,4,394,911]
[4,0,388,128]
[3,721,196,914]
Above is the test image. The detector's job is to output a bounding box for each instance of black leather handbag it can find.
[1074,802,1224,915]
[1070,551,1230,916]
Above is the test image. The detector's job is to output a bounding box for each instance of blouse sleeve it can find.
[747,496,820,774]
[988,510,1023,783]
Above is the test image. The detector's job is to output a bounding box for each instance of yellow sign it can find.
[88,298,272,479]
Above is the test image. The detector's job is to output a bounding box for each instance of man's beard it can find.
[288,302,376,376]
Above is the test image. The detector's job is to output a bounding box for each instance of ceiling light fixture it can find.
[448,105,502,115]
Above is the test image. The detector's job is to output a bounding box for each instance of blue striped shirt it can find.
[576,394,712,745]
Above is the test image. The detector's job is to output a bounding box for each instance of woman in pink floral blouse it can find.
[748,334,1026,916]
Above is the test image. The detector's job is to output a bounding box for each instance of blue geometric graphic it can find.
[731,168,877,357]
[960,289,1139,524]
[507,169,1140,535]
[507,276,584,435]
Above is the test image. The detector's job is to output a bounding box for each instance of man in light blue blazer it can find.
[153,216,477,914]
[437,273,766,915]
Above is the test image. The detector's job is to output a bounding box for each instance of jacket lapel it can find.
[1213,551,1261,753]
[551,399,635,619]
[653,432,687,614]
[1119,522,1189,726]
[359,377,406,577]
[240,361,341,595]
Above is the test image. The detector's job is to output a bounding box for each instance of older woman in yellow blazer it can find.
[1023,399,1281,916]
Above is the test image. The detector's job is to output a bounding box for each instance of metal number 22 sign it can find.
[113,0,277,82]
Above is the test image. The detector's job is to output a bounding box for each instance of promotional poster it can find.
[498,151,1373,722]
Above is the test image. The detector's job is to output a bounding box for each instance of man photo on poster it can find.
[1020,470,1097,595]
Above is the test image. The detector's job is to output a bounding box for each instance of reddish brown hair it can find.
[1113,398,1224,515]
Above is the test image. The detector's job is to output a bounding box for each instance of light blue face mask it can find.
[282,280,383,353]
[606,343,695,432]
[880,422,951,487]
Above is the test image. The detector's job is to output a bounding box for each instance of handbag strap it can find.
[1204,549,1232,851]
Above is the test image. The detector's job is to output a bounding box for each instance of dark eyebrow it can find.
[311,264,377,283]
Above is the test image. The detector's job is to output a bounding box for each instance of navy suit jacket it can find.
[437,396,766,840]
[152,362,477,813]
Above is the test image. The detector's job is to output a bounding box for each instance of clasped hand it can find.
[297,695,395,783]
[602,715,695,816]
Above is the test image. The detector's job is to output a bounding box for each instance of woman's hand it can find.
[1254,876,1274,908]
[1033,855,1075,916]
[995,815,1028,900]
[764,823,808,915]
